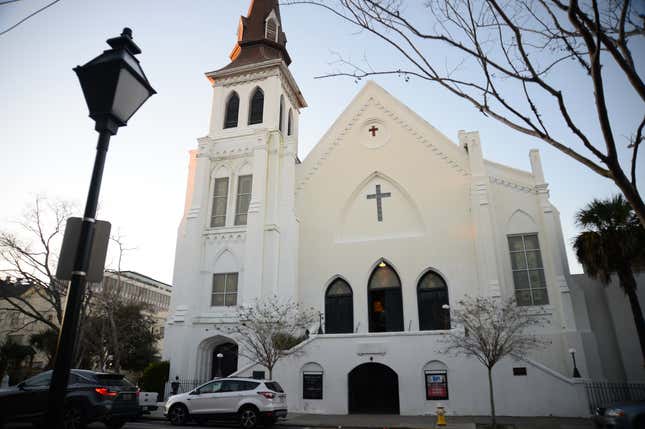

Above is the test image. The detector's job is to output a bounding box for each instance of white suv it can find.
[164,377,287,428]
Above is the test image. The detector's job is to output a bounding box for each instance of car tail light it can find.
[258,391,275,399]
[95,387,118,397]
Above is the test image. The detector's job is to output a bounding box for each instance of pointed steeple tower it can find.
[220,0,291,72]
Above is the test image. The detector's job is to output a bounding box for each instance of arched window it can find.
[224,92,239,129]
[279,95,284,132]
[287,108,293,136]
[417,271,450,330]
[266,18,277,41]
[325,278,353,334]
[368,261,404,332]
[248,87,264,125]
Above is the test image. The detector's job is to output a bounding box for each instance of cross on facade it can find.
[366,184,391,222]
[368,125,379,137]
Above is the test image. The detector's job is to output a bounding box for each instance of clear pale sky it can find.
[1,0,642,284]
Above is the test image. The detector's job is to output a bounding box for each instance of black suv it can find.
[0,369,139,429]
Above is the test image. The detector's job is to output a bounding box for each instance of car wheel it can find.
[239,406,259,429]
[105,419,126,429]
[168,404,189,426]
[63,404,86,429]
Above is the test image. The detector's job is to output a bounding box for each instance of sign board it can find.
[56,217,111,283]
[425,371,448,400]
[303,372,323,399]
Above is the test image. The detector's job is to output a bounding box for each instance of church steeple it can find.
[220,0,291,72]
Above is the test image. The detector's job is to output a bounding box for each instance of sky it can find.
[1,0,642,284]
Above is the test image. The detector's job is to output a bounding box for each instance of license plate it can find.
[120,393,134,400]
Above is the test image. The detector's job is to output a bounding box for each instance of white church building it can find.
[163,0,633,417]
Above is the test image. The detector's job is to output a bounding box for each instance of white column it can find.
[464,131,502,297]
[242,136,268,305]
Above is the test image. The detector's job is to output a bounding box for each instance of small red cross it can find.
[368,125,379,137]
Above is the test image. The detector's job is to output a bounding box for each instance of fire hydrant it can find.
[435,404,446,427]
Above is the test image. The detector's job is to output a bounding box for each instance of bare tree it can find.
[441,296,548,429]
[0,197,74,331]
[284,0,645,226]
[226,297,319,379]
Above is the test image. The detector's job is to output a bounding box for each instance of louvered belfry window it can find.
[248,88,264,125]
[266,18,277,41]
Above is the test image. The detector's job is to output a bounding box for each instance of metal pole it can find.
[47,130,112,428]
[571,352,581,378]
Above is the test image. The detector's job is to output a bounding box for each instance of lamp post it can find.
[441,304,451,330]
[46,28,155,428]
[317,313,324,335]
[569,348,581,378]
[216,352,224,377]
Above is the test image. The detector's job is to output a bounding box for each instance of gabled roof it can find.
[218,0,291,72]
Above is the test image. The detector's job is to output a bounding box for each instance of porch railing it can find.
[585,381,645,413]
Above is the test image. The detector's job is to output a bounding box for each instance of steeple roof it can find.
[219,0,291,72]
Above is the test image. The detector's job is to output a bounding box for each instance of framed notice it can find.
[303,372,323,399]
[425,370,448,400]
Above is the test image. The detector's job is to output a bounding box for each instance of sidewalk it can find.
[142,405,592,429]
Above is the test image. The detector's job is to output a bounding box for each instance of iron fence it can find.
[163,378,209,400]
[585,381,645,413]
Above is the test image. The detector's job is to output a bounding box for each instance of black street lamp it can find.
[569,348,582,378]
[46,28,155,428]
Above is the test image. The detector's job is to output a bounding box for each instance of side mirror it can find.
[189,390,200,395]
[17,382,26,390]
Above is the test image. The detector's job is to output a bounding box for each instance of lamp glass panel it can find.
[112,68,150,123]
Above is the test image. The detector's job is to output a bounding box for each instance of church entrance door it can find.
[348,363,399,414]
[211,342,238,378]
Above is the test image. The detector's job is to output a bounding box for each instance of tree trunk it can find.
[608,161,645,229]
[487,366,497,429]
[618,268,645,365]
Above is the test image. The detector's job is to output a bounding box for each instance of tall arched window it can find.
[417,271,450,330]
[325,278,353,334]
[224,92,239,129]
[287,108,293,136]
[279,95,284,132]
[368,261,404,332]
[248,87,264,125]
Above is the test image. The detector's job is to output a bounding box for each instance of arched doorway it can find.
[348,363,399,414]
[211,342,238,378]
[368,261,404,332]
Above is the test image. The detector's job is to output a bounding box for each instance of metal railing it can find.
[163,378,209,400]
[585,381,645,413]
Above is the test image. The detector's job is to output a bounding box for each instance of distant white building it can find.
[164,0,641,417]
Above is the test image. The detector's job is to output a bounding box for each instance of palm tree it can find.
[573,195,645,364]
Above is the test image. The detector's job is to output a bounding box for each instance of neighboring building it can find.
[163,0,640,417]
[0,278,57,370]
[0,271,172,369]
[89,271,172,346]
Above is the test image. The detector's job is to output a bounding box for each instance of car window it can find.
[264,381,284,393]
[243,381,260,391]
[197,381,222,394]
[220,380,241,392]
[96,374,133,387]
[23,371,52,387]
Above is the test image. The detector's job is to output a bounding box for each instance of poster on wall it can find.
[425,371,448,400]
[303,372,323,399]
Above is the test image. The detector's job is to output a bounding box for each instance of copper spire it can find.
[221,0,292,71]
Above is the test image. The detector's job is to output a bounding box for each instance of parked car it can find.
[0,369,140,429]
[139,390,159,415]
[164,377,287,428]
[593,401,645,429]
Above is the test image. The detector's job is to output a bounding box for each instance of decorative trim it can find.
[296,96,469,191]
[489,175,537,194]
